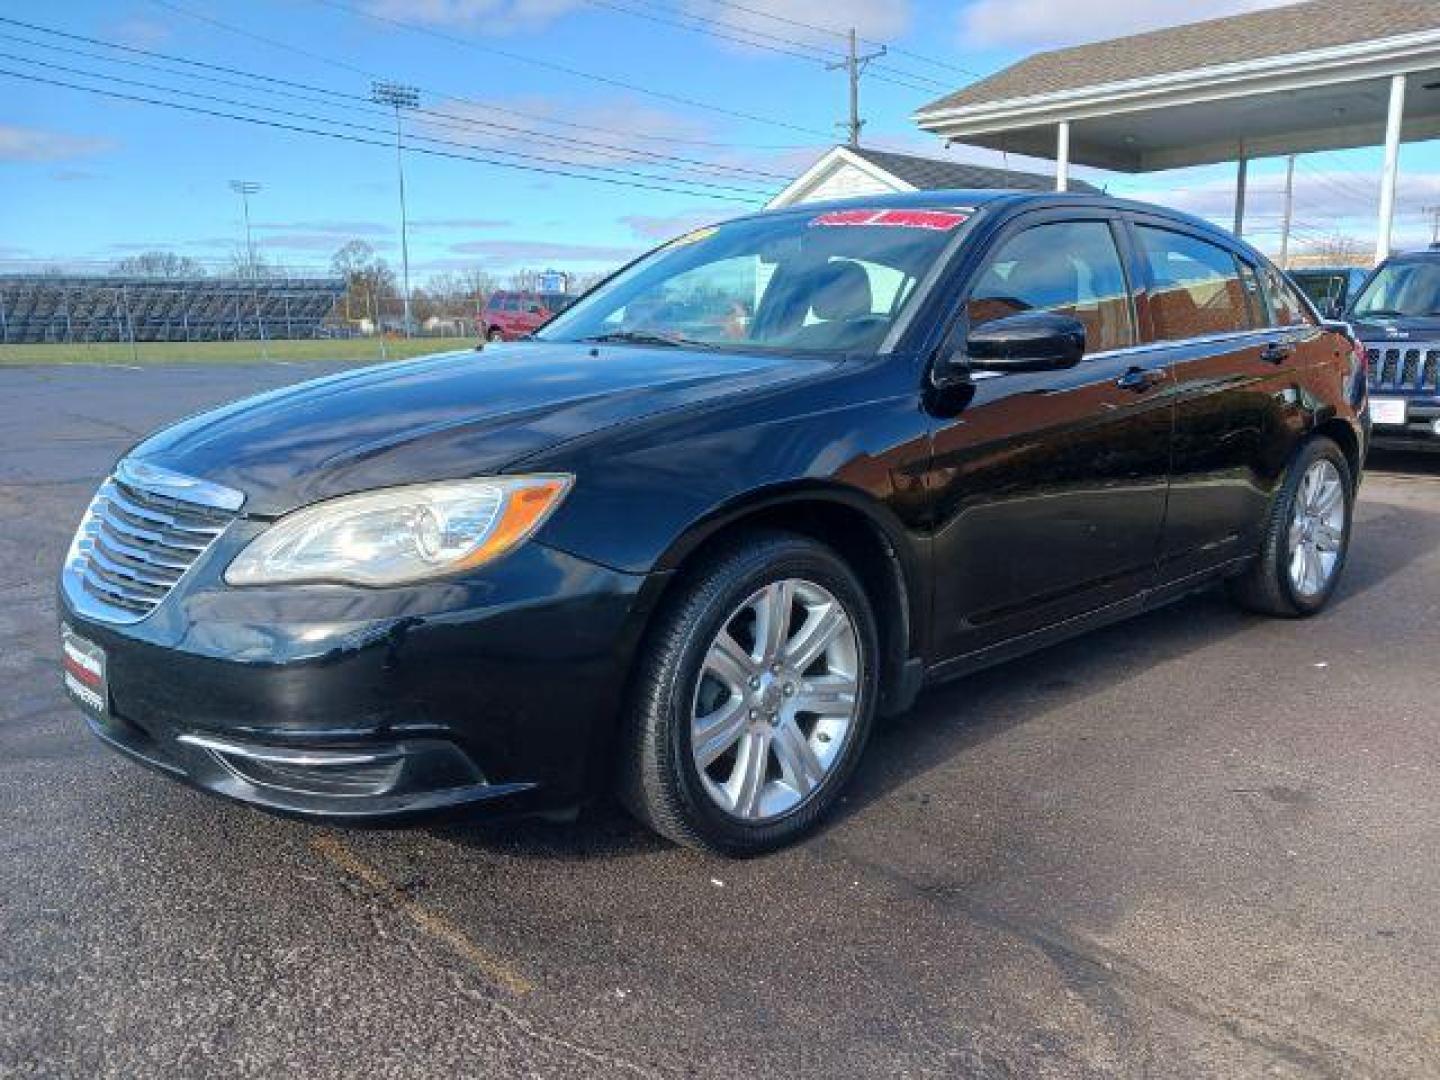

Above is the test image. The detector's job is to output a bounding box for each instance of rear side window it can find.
[1137,226,1254,340]
[1262,264,1316,326]
[967,220,1135,353]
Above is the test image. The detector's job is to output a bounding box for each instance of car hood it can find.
[130,343,817,516]
[1351,316,1440,343]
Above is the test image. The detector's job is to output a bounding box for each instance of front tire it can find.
[1227,435,1354,617]
[620,531,879,856]
[486,327,504,343]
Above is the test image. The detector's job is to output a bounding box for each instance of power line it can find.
[311,0,834,139]
[0,66,767,204]
[142,2,810,152]
[0,49,775,198]
[692,0,983,78]
[0,26,789,185]
[583,0,952,94]
[0,15,798,181]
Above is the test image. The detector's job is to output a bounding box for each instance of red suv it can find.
[481,291,574,342]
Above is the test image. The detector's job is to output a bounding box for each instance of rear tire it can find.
[486,327,504,343]
[1227,435,1353,617]
[619,531,879,856]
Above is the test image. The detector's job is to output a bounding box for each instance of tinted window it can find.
[967,220,1134,352]
[1137,227,1253,339]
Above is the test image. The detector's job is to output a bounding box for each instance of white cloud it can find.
[618,209,725,241]
[685,0,911,51]
[958,0,1300,51]
[412,93,731,176]
[360,0,585,32]
[1114,165,1440,253]
[253,220,394,237]
[0,125,114,163]
[447,238,641,267]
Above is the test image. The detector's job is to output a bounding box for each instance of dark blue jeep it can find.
[1349,248,1440,449]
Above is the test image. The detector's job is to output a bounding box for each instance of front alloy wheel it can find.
[691,579,860,821]
[620,531,878,855]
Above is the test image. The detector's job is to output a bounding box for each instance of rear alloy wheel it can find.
[620,532,878,855]
[1227,435,1353,617]
[1287,459,1347,601]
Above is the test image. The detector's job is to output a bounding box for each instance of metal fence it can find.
[0,276,353,344]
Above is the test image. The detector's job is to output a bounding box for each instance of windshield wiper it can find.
[581,330,713,348]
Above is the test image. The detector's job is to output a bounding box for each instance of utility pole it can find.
[827,29,886,148]
[1278,155,1296,269]
[229,180,261,279]
[372,81,419,337]
[1425,205,1440,245]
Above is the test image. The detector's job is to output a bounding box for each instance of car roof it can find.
[735,189,1247,252]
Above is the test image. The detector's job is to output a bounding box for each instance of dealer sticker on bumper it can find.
[1370,397,1408,427]
[61,625,108,717]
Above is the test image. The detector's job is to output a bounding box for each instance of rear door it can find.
[927,209,1173,662]
[1126,215,1314,583]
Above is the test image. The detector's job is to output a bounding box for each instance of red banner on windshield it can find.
[810,208,970,231]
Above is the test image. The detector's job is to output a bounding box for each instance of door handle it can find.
[1260,342,1294,364]
[1115,366,1164,392]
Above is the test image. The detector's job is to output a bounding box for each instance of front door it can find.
[927,212,1173,662]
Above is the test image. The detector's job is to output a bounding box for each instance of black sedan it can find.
[59,192,1369,855]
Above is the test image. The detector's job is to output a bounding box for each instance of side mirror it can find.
[964,312,1086,373]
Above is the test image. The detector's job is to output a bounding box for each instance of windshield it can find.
[1351,260,1440,319]
[535,206,973,354]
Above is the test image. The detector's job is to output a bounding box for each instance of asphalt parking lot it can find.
[2,361,1437,1079]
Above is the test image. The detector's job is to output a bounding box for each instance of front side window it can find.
[537,207,973,354]
[966,219,1134,353]
[1350,259,1440,319]
[1137,226,1255,340]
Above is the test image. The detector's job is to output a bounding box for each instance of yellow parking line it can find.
[309,834,535,996]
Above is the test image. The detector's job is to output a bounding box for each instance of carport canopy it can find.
[913,0,1440,261]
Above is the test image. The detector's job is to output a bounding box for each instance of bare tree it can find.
[111,250,207,279]
[1298,233,1370,267]
[332,241,397,326]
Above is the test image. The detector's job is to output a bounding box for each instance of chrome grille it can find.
[1367,345,1440,392]
[64,461,242,624]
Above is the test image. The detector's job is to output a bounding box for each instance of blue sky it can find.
[3,0,1439,283]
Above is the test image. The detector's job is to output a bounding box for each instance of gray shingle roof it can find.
[920,0,1440,114]
[848,146,1100,194]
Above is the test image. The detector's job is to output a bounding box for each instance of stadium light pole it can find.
[229,180,261,279]
[371,81,419,337]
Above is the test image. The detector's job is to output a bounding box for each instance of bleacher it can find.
[0,276,349,343]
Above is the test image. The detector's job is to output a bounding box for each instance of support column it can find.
[1055,121,1070,193]
[1377,73,1407,264]
[1233,144,1248,237]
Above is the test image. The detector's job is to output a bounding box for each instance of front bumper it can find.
[60,535,658,823]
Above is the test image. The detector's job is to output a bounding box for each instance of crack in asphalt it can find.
[308,834,663,1077]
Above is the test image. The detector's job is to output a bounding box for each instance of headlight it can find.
[225,476,571,587]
